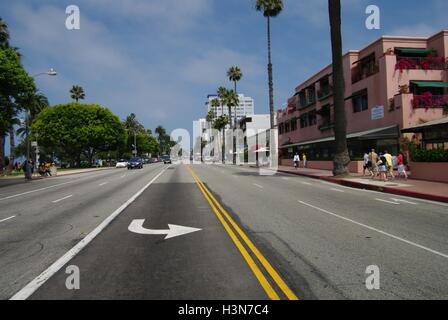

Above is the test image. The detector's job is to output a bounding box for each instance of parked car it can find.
[127,157,143,169]
[116,159,128,168]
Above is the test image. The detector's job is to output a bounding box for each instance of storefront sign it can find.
[371,106,384,120]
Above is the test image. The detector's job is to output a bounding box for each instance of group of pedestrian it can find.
[293,152,307,169]
[363,149,408,182]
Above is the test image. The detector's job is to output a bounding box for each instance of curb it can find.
[277,169,448,204]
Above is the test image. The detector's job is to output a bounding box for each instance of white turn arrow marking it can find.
[128,219,202,240]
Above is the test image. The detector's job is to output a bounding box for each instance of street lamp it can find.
[25,68,57,179]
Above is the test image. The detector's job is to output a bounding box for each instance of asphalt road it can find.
[1,163,447,300]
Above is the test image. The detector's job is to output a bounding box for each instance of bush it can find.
[411,148,448,162]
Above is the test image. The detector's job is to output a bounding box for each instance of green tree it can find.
[70,85,85,103]
[32,103,126,166]
[0,47,35,172]
[328,0,350,176]
[223,89,239,129]
[256,0,283,129]
[0,17,9,47]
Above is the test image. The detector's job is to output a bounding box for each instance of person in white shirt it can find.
[293,153,301,169]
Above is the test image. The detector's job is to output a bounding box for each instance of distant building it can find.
[205,93,255,119]
[277,29,448,171]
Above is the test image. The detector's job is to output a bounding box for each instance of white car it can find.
[115,160,128,168]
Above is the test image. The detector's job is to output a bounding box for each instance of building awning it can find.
[280,125,399,149]
[410,81,448,88]
[401,117,448,133]
[395,48,433,55]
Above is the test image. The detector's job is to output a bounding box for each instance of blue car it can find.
[127,157,143,170]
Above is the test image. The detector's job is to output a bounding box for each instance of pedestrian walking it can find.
[293,153,300,169]
[369,149,379,179]
[377,153,388,182]
[24,160,32,181]
[397,151,408,180]
[363,152,373,176]
[384,150,395,180]
[302,153,307,168]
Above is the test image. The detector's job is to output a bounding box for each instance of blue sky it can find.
[2,0,448,150]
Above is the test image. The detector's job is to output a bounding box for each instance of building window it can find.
[306,86,316,105]
[299,91,307,108]
[285,121,291,133]
[291,118,298,131]
[279,123,284,135]
[300,114,309,128]
[308,110,317,126]
[352,89,369,113]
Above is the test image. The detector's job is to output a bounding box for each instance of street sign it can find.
[31,141,38,147]
[128,219,201,240]
[371,105,385,120]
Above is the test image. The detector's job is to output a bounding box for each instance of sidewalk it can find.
[276,165,448,203]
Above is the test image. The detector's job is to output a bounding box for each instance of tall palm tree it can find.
[70,85,85,102]
[227,66,243,125]
[227,66,243,93]
[155,125,166,155]
[0,17,9,47]
[256,0,283,130]
[212,115,229,164]
[13,91,49,170]
[210,98,220,119]
[328,0,349,176]
[223,89,239,129]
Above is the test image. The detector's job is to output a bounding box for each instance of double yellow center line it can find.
[187,166,298,301]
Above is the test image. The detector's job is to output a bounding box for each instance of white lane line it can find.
[300,182,312,186]
[51,195,73,203]
[282,177,290,180]
[330,188,345,193]
[298,201,448,260]
[120,174,127,178]
[0,215,16,223]
[0,170,117,202]
[0,180,74,202]
[390,198,418,205]
[253,183,264,189]
[99,182,109,186]
[10,166,170,300]
[375,198,400,205]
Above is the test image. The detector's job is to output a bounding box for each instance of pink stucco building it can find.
[278,30,448,170]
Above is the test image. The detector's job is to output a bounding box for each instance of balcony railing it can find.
[396,56,447,72]
[352,64,379,84]
[318,118,334,131]
[317,86,333,100]
[412,93,448,109]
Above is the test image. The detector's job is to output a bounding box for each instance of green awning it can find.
[410,81,448,88]
[395,48,433,55]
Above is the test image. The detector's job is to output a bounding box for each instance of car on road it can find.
[161,155,172,164]
[115,159,128,168]
[127,157,143,170]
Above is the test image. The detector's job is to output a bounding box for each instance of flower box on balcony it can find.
[412,92,448,110]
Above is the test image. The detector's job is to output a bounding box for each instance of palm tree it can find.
[210,98,220,119]
[256,0,283,130]
[223,89,239,129]
[227,66,243,125]
[16,91,49,138]
[70,85,85,102]
[0,17,9,47]
[13,91,49,170]
[227,66,243,93]
[328,0,350,176]
[212,115,230,164]
[155,125,166,155]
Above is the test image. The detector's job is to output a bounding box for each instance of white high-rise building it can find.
[205,94,255,120]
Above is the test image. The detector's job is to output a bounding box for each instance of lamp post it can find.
[25,68,57,179]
